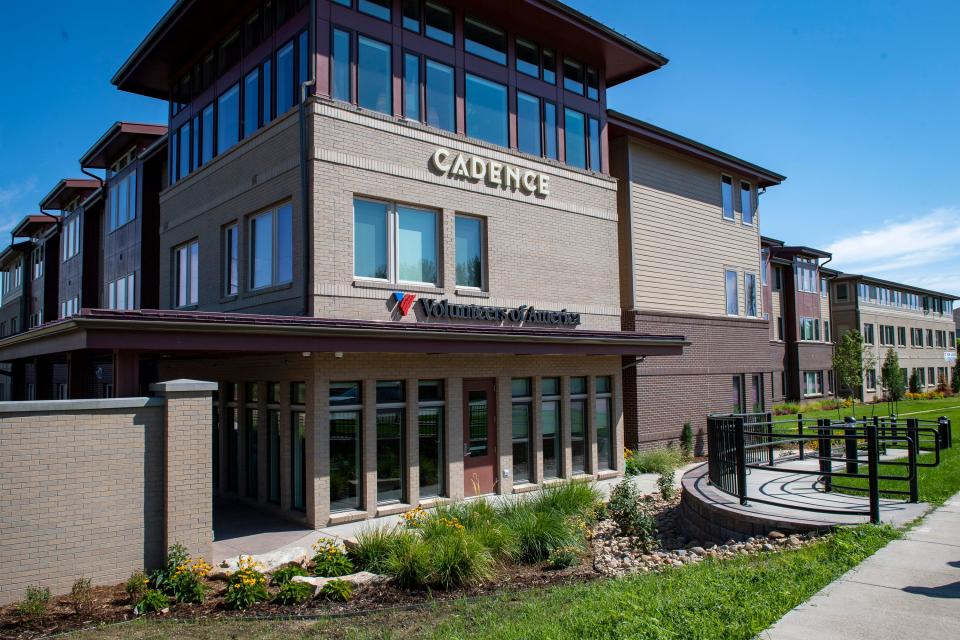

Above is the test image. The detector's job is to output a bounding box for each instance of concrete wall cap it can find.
[150,379,219,393]
[0,397,164,413]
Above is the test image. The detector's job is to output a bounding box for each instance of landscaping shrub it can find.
[150,543,189,595]
[15,585,50,621]
[443,501,519,560]
[272,580,313,606]
[224,556,269,610]
[124,571,150,605]
[389,510,495,589]
[270,564,309,586]
[69,577,94,617]
[607,478,656,550]
[320,579,354,602]
[348,526,416,574]
[533,480,602,520]
[497,500,581,564]
[624,447,684,476]
[168,558,211,604]
[547,545,581,569]
[133,589,168,616]
[311,540,354,577]
[657,470,677,500]
[680,422,694,458]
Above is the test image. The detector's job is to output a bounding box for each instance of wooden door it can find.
[463,379,497,496]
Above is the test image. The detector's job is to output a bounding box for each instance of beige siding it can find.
[770,290,783,339]
[624,141,763,317]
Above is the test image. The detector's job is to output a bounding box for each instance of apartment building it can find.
[608,113,784,450]
[0,0,696,528]
[762,237,836,403]
[831,275,957,401]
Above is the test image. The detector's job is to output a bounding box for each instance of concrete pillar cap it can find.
[150,379,219,393]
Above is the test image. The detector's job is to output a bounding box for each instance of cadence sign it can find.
[431,148,550,196]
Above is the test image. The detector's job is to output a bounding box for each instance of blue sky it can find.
[0,1,957,295]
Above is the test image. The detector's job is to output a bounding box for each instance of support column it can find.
[588,376,599,476]
[362,378,377,515]
[447,377,465,500]
[405,378,419,506]
[496,376,512,495]
[532,377,543,485]
[561,375,573,478]
[152,379,217,564]
[613,372,625,475]
[67,352,88,400]
[308,371,330,527]
[113,350,140,398]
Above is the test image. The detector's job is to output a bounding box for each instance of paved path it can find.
[762,492,960,639]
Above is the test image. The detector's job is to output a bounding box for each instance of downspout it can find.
[298,0,317,317]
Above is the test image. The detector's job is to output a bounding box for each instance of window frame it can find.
[721,175,735,221]
[740,181,754,226]
[223,222,240,298]
[454,214,486,291]
[173,239,200,309]
[725,269,739,316]
[353,197,441,287]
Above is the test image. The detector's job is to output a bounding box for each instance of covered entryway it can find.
[463,378,497,496]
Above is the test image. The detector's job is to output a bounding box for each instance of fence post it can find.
[766,412,775,466]
[866,420,881,524]
[939,416,952,450]
[874,416,885,456]
[818,418,832,493]
[844,416,858,474]
[907,418,919,504]
[735,417,748,506]
[798,413,805,460]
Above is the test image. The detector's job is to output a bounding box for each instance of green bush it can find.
[657,470,677,500]
[15,585,50,620]
[320,579,354,602]
[436,501,518,560]
[625,447,685,476]
[608,479,656,551]
[271,564,309,586]
[498,501,581,564]
[69,577,94,617]
[169,563,209,604]
[272,580,313,606]
[133,589,168,616]
[311,540,355,577]
[224,556,269,610]
[349,526,416,574]
[125,571,150,605]
[680,423,694,458]
[532,480,602,520]
[150,543,189,595]
[386,516,495,590]
[547,545,581,569]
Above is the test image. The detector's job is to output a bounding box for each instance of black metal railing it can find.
[706,413,952,524]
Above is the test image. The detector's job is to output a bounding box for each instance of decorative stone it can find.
[767,531,786,540]
[292,571,389,597]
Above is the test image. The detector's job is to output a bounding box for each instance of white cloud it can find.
[0,177,39,235]
[825,208,960,295]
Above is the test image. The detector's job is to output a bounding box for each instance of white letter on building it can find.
[431,148,452,172]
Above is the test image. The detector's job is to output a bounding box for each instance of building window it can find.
[777,316,784,341]
[732,375,744,413]
[744,272,758,317]
[402,0,420,31]
[245,383,260,499]
[418,380,445,498]
[424,2,454,45]
[243,68,260,138]
[824,320,832,343]
[201,103,214,165]
[292,382,307,511]
[820,277,829,298]
[455,215,484,290]
[595,376,614,471]
[796,257,818,293]
[800,317,821,341]
[725,269,739,316]
[276,39,295,115]
[879,325,895,346]
[107,273,136,310]
[804,371,824,397]
[358,35,392,115]
[424,59,455,132]
[563,58,584,94]
[516,38,539,77]
[224,223,239,297]
[740,181,754,225]
[542,48,557,84]
[376,381,405,504]
[330,381,361,511]
[588,117,601,172]
[60,296,79,319]
[570,377,587,475]
[544,101,558,160]
[332,29,352,102]
[249,203,294,290]
[586,67,600,101]
[511,378,532,484]
[466,74,508,147]
[517,92,542,157]
[354,198,439,286]
[464,17,506,65]
[62,217,80,262]
[897,326,907,346]
[927,367,936,387]
[359,0,391,21]
[865,369,877,391]
[267,382,281,504]
[564,108,586,169]
[217,83,241,155]
[836,283,848,300]
[31,246,44,280]
[862,323,875,345]
[721,176,734,220]
[109,169,138,231]
[541,377,560,479]
[403,53,421,121]
[750,373,764,412]
[174,240,200,308]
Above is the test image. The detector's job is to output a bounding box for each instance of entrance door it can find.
[463,379,497,497]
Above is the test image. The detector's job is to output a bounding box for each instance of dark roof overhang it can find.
[0,310,689,362]
[11,215,59,239]
[761,236,785,248]
[39,179,101,211]
[608,110,786,188]
[833,274,960,301]
[771,245,832,261]
[0,242,35,266]
[79,122,168,169]
[112,0,668,99]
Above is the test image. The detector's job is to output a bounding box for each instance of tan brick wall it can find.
[0,401,165,605]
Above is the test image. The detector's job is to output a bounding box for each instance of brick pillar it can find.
[561,375,572,478]
[362,378,377,515]
[447,377,464,500]
[496,376,512,495]
[613,373,625,475]
[532,377,543,484]
[405,378,420,506]
[310,372,331,527]
[588,376,599,476]
[114,350,140,398]
[152,379,217,564]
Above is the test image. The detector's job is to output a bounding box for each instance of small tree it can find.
[909,369,921,394]
[833,330,875,417]
[953,358,959,394]
[881,349,905,411]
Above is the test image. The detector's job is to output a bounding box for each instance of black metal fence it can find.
[706,413,952,524]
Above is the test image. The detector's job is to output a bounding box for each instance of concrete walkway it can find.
[762,492,960,639]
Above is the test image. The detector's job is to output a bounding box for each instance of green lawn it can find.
[773,396,960,427]
[79,526,899,640]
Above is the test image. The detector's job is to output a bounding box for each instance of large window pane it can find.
[251,212,273,289]
[246,408,259,498]
[563,58,584,94]
[517,92,542,156]
[571,398,586,475]
[268,410,280,503]
[225,224,239,296]
[721,176,734,220]
[332,29,351,102]
[277,40,295,114]
[403,53,421,121]
[512,378,532,484]
[455,216,483,288]
[595,395,613,471]
[244,68,260,137]
[292,410,306,510]
[359,0,391,21]
[425,2,453,45]
[464,17,506,65]
[330,409,360,511]
[564,108,586,169]
[588,117,601,171]
[418,404,444,498]
[541,398,559,479]
[262,59,274,124]
[745,272,757,317]
[544,102,557,160]
[726,269,739,316]
[354,199,388,279]
[397,207,437,284]
[277,204,293,284]
[376,407,404,503]
[177,122,191,179]
[741,181,754,225]
[217,83,240,154]
[516,38,539,77]
[425,60,455,132]
[466,74,507,147]
[358,36,392,114]
[201,104,214,164]
[402,0,420,31]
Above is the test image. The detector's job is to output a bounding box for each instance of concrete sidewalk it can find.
[762,493,960,639]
